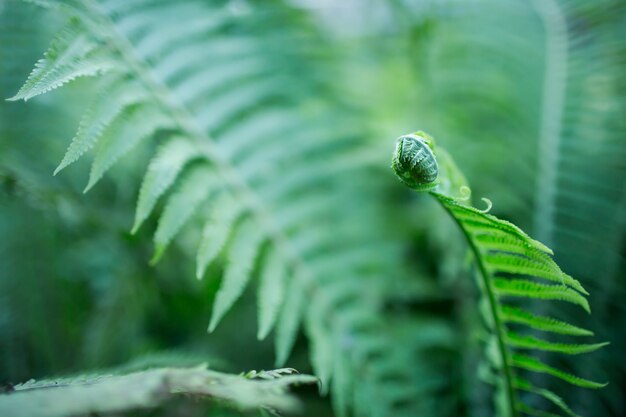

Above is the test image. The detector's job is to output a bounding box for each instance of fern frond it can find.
[433,192,606,416]
[392,135,607,417]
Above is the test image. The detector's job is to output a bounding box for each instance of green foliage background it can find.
[0,0,624,416]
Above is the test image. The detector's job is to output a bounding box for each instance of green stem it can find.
[531,0,568,247]
[435,195,518,417]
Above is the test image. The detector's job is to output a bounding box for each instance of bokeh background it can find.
[1,0,624,416]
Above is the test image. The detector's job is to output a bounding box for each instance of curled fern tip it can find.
[391,131,438,191]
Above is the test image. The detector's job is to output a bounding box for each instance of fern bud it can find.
[391,131,438,190]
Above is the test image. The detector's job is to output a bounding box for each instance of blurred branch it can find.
[0,365,317,417]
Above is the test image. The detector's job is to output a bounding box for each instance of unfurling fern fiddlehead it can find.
[391,132,438,191]
[392,131,607,417]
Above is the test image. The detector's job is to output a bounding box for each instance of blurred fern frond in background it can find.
[1,0,624,416]
[0,364,318,417]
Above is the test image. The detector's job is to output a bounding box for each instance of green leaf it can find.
[514,377,583,417]
[307,318,334,394]
[151,165,216,263]
[331,352,352,417]
[133,137,197,233]
[445,201,553,255]
[195,192,244,279]
[257,247,289,340]
[511,353,607,389]
[500,306,593,336]
[8,18,115,102]
[208,217,265,332]
[85,103,174,192]
[275,276,306,367]
[506,331,608,355]
[484,253,586,295]
[516,403,563,417]
[55,77,147,175]
[493,279,590,312]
